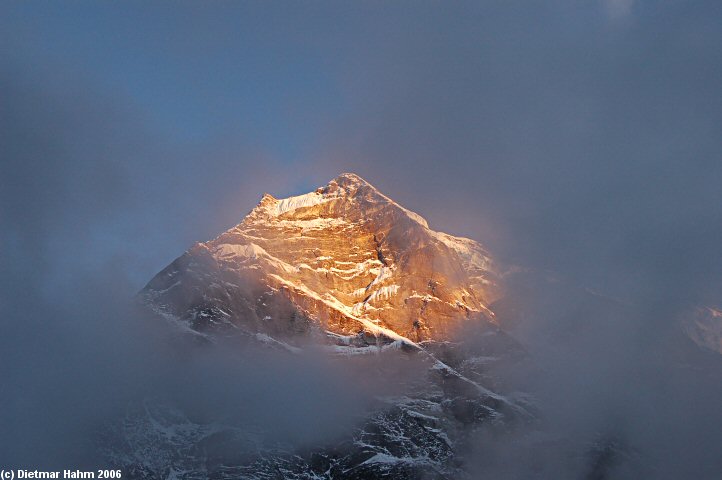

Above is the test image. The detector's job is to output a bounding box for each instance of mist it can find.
[2,1,722,477]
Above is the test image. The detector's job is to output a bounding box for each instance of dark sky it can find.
[2,1,722,474]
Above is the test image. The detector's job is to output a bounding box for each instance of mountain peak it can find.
[248,173,429,228]
[322,172,382,199]
[142,172,501,343]
[330,172,372,188]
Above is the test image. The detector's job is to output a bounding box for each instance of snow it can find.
[255,333,301,353]
[406,292,436,302]
[361,452,432,467]
[405,410,439,422]
[366,265,394,289]
[276,217,346,230]
[263,272,526,416]
[325,331,356,345]
[366,284,400,303]
[462,355,499,366]
[269,172,431,228]
[373,191,429,228]
[398,208,429,228]
[133,173,534,479]
[330,259,381,274]
[272,191,334,216]
[267,273,414,346]
[143,302,209,340]
[431,230,493,272]
[145,172,522,414]
[214,243,267,260]
[154,280,181,295]
[326,340,406,356]
[213,242,296,274]
[335,172,429,228]
[429,357,523,414]
[334,260,357,265]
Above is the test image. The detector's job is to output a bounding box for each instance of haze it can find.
[2,1,721,478]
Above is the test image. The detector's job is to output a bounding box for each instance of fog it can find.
[2,1,721,477]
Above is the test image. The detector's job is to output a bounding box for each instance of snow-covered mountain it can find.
[107,173,532,479]
[140,173,501,346]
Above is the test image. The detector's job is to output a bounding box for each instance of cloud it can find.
[1,1,721,476]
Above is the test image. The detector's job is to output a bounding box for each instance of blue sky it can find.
[2,2,346,162]
[2,1,721,298]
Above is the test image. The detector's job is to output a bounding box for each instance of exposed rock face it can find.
[141,173,501,344]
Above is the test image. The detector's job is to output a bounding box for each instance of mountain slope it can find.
[141,173,501,344]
